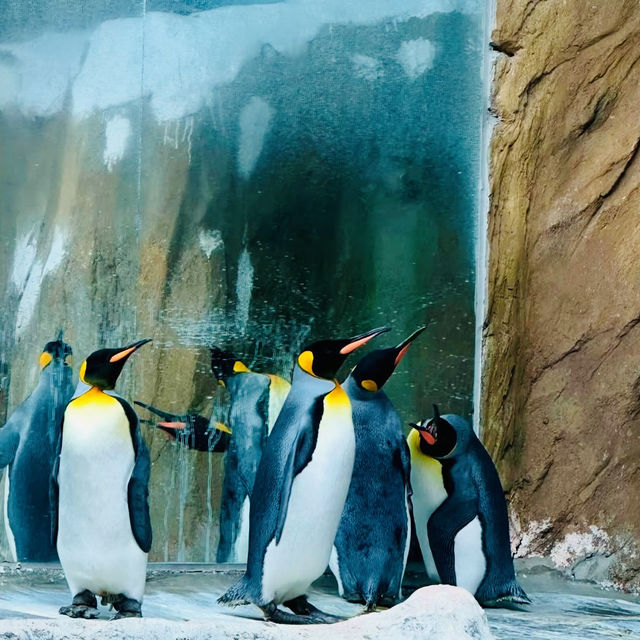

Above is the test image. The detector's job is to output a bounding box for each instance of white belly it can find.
[261,394,355,604]
[408,431,448,583]
[454,516,486,595]
[57,394,147,602]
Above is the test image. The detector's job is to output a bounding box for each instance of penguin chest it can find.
[408,431,448,582]
[261,388,355,603]
[56,393,146,599]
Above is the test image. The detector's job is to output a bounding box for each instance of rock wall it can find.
[484,0,640,590]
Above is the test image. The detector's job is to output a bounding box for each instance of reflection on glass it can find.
[0,0,484,561]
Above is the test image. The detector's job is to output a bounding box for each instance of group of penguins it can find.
[0,325,530,623]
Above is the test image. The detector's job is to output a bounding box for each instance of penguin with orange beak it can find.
[408,405,530,608]
[330,326,426,610]
[52,339,153,619]
[218,327,389,624]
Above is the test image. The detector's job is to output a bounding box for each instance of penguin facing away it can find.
[210,346,291,564]
[408,405,530,608]
[218,326,390,623]
[331,326,425,610]
[52,339,153,619]
[133,400,231,452]
[0,331,74,562]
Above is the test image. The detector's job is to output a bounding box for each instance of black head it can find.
[409,404,461,459]
[297,326,391,380]
[40,329,73,370]
[80,338,152,390]
[350,325,426,392]
[210,346,246,382]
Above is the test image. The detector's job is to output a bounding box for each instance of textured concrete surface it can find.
[483,0,640,590]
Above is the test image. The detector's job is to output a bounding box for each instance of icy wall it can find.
[0,0,485,561]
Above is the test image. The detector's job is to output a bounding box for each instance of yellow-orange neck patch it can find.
[361,379,378,392]
[233,360,250,373]
[298,350,315,376]
[79,360,87,383]
[39,352,52,369]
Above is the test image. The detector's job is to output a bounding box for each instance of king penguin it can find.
[330,326,425,610]
[210,346,291,564]
[52,339,153,619]
[218,326,389,623]
[0,331,74,562]
[408,405,530,607]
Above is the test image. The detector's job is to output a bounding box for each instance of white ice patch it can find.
[0,31,87,117]
[351,54,384,81]
[235,247,254,335]
[237,97,274,179]
[396,38,436,80]
[1,1,476,123]
[550,526,611,569]
[198,229,224,259]
[15,228,67,336]
[11,231,38,291]
[103,116,131,172]
[510,514,552,558]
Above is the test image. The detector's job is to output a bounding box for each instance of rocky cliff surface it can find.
[484,0,640,590]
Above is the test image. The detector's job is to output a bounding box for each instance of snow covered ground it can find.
[0,562,638,639]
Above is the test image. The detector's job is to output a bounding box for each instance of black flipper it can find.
[116,397,152,553]
[274,395,323,544]
[427,495,478,585]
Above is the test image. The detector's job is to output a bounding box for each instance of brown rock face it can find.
[485,0,640,588]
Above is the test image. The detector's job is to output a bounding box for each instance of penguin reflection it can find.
[134,400,231,452]
[211,347,291,564]
[0,332,74,562]
[408,405,530,608]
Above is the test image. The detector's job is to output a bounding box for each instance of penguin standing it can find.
[218,327,389,623]
[0,332,74,562]
[210,347,291,564]
[52,339,153,619]
[133,400,231,452]
[330,327,425,610]
[408,405,530,607]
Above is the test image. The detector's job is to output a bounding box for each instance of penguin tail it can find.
[217,576,252,607]
[477,579,531,608]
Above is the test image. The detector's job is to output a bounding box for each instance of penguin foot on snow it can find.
[59,590,99,619]
[261,599,343,625]
[107,594,143,619]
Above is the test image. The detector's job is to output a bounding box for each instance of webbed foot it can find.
[110,594,143,619]
[282,596,344,623]
[59,589,99,619]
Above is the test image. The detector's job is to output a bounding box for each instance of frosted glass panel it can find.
[0,0,485,561]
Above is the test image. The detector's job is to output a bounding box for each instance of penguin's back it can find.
[57,389,146,601]
[332,388,410,604]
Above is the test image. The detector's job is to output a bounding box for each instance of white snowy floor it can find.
[0,562,638,639]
